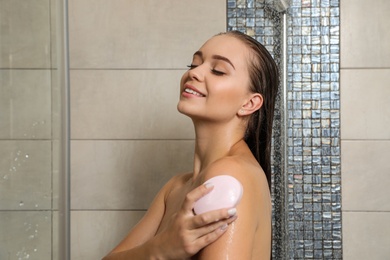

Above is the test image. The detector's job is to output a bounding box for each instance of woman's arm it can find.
[102,175,170,260]
[102,175,238,260]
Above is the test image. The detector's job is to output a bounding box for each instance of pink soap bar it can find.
[193,175,243,215]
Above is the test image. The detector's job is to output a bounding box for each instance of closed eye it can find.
[187,65,225,76]
[187,64,198,69]
[211,69,225,76]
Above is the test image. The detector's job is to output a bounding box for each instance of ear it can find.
[238,93,263,116]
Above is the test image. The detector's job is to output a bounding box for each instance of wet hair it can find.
[218,31,279,190]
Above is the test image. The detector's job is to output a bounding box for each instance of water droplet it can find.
[28,235,35,239]
[33,248,37,252]
[24,223,32,232]
[25,154,29,159]
[19,201,24,207]
[3,174,9,180]
[35,204,39,208]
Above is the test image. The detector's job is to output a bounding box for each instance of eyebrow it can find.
[193,51,236,70]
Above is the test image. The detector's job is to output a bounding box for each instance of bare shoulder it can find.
[203,156,269,196]
[202,155,271,219]
[162,172,193,197]
[196,156,272,259]
[166,172,192,188]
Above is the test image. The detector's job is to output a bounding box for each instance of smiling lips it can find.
[184,88,205,97]
[183,85,206,97]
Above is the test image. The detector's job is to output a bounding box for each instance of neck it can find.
[192,119,246,178]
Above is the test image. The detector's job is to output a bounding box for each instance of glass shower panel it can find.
[0,0,68,259]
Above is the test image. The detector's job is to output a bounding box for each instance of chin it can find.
[177,101,188,115]
[177,102,191,117]
[177,103,202,121]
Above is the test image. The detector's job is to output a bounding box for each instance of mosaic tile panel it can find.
[227,0,341,259]
[228,0,287,258]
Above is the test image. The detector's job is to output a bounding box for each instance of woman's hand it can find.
[102,178,238,260]
[153,184,238,259]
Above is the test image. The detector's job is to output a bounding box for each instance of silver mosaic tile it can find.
[227,0,341,259]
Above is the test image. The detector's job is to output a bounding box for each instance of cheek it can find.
[180,72,189,89]
[207,86,244,114]
[214,82,247,102]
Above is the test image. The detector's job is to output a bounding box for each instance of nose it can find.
[188,66,204,82]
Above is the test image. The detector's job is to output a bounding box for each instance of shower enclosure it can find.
[0,0,70,259]
[1,0,341,259]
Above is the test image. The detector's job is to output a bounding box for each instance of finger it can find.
[190,208,237,229]
[193,215,238,236]
[182,183,214,211]
[193,220,235,249]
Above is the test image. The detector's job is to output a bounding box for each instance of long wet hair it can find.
[221,31,279,191]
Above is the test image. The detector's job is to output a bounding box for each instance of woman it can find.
[103,30,279,260]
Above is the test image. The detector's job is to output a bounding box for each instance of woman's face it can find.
[177,34,253,123]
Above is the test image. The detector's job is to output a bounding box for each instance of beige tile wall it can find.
[71,140,194,210]
[70,70,194,139]
[71,211,145,260]
[341,0,390,259]
[68,0,226,259]
[8,0,390,258]
[69,0,225,69]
